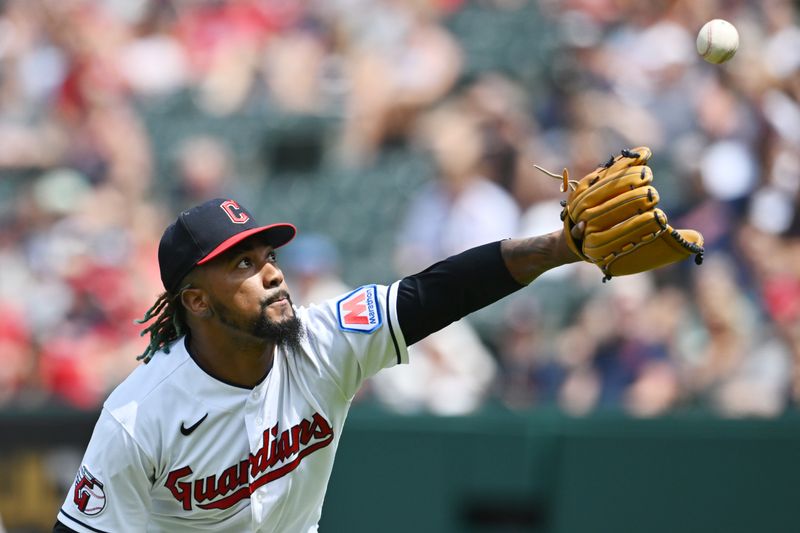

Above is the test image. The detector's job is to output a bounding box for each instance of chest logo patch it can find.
[337,285,382,333]
[73,465,107,516]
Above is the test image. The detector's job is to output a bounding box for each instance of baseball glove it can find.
[536,146,704,281]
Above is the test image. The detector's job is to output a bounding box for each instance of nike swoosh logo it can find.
[180,413,208,436]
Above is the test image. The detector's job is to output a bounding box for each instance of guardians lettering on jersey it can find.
[166,413,334,511]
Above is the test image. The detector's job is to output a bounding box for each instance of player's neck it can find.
[187,330,276,388]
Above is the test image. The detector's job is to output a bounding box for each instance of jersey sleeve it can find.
[303,281,409,399]
[57,408,153,533]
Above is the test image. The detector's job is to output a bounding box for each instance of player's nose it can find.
[260,261,284,289]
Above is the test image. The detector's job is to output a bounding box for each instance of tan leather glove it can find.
[538,147,704,281]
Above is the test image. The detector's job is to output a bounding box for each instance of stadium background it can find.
[2,0,800,531]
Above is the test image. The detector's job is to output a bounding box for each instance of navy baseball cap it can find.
[158,198,296,293]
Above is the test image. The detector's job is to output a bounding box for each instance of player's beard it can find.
[215,291,305,352]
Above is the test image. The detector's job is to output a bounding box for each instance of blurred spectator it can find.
[337,0,463,165]
[170,135,234,210]
[280,233,350,305]
[118,3,189,98]
[0,304,34,404]
[369,320,498,415]
[395,103,520,274]
[557,275,683,417]
[492,298,566,410]
[680,255,791,417]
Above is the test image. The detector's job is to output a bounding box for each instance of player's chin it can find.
[263,301,295,322]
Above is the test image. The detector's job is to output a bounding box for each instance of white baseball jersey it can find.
[58,283,408,532]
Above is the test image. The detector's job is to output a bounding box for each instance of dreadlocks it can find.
[135,286,188,363]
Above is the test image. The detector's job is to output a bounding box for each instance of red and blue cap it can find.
[158,198,296,294]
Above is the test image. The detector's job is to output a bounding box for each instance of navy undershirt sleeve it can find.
[396,241,525,346]
[53,520,78,533]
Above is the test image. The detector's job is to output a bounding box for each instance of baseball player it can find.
[54,149,702,532]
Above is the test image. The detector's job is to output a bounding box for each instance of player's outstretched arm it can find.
[500,222,585,286]
[396,224,585,346]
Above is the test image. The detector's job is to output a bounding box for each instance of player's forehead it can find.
[212,234,276,262]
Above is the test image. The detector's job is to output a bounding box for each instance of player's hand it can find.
[552,220,586,266]
[571,220,586,241]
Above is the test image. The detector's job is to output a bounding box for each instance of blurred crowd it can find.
[1,0,799,418]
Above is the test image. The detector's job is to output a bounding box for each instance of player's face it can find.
[201,237,301,344]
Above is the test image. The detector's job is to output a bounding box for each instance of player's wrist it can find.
[558,221,586,265]
[501,231,578,285]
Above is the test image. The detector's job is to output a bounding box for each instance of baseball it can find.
[696,19,739,64]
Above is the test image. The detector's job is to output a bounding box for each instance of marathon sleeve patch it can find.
[336,285,382,333]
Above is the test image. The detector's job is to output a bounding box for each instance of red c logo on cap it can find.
[220,200,249,224]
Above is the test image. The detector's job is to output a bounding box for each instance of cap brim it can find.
[196,223,297,265]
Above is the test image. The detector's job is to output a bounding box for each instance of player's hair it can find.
[135,285,189,363]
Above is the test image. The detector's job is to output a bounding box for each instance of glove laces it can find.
[533,165,579,193]
[534,149,641,193]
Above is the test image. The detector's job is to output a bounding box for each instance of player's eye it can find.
[267,250,277,264]
[236,257,253,269]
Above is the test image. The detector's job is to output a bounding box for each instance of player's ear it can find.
[180,286,212,319]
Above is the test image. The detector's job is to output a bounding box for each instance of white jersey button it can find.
[255,417,263,425]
